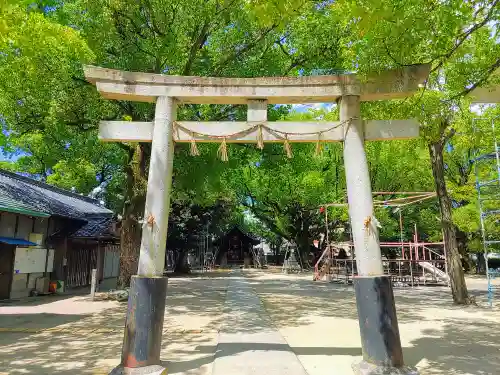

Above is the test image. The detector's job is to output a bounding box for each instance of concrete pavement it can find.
[1,272,500,374]
[212,273,308,375]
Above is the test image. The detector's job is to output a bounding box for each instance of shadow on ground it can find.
[0,275,231,375]
[246,270,500,375]
[0,293,84,308]
[0,271,499,375]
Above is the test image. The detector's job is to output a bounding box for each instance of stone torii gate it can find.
[84,64,430,375]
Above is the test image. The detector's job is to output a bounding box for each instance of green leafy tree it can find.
[2,0,498,300]
[328,0,500,304]
[43,0,346,284]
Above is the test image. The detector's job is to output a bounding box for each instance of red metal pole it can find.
[414,224,419,261]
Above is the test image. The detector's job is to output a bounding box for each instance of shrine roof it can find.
[218,226,261,245]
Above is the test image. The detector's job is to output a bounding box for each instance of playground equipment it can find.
[250,244,269,268]
[315,192,449,286]
[282,246,303,274]
[314,235,447,286]
[473,116,500,307]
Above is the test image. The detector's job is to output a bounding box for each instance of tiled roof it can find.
[0,194,50,217]
[71,216,116,238]
[0,169,112,219]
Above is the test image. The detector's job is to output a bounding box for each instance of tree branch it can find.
[214,23,279,74]
[71,75,92,86]
[111,7,149,40]
[182,18,211,76]
[241,200,291,240]
[451,56,500,99]
[142,0,166,36]
[442,128,456,144]
[430,0,500,74]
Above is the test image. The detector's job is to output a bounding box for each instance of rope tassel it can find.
[314,132,323,156]
[256,125,264,150]
[190,133,200,156]
[283,134,292,158]
[217,138,229,162]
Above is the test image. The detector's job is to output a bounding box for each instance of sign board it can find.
[14,248,54,274]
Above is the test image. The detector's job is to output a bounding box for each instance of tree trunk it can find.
[477,252,486,274]
[173,250,189,273]
[456,227,472,273]
[118,145,148,288]
[118,214,141,288]
[428,141,470,304]
[295,223,310,268]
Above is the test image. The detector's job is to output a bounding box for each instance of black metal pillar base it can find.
[352,275,419,375]
[113,275,168,374]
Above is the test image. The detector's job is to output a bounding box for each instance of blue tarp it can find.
[0,237,37,246]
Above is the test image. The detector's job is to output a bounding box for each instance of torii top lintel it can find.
[83,64,430,105]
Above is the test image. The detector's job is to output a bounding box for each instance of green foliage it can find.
[0,2,95,125]
[0,160,16,171]
[1,0,499,269]
[0,1,126,205]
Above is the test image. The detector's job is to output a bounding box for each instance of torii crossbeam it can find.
[85,64,430,375]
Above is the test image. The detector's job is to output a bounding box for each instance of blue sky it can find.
[0,127,27,162]
[0,149,25,162]
[0,152,11,161]
[291,103,334,112]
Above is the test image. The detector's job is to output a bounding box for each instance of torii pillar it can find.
[85,64,430,375]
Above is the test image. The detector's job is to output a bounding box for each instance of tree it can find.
[2,0,498,299]
[0,1,126,201]
[166,199,243,273]
[450,106,500,272]
[53,0,348,284]
[328,0,500,304]
[224,104,436,262]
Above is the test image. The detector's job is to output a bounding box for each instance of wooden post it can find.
[137,96,176,276]
[414,223,419,261]
[410,242,414,287]
[399,209,404,259]
[96,239,104,284]
[325,207,329,251]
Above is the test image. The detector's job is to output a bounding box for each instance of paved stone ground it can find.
[212,274,308,375]
[0,271,499,375]
[251,271,500,375]
[0,273,230,375]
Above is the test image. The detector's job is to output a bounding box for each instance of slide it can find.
[419,261,448,280]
